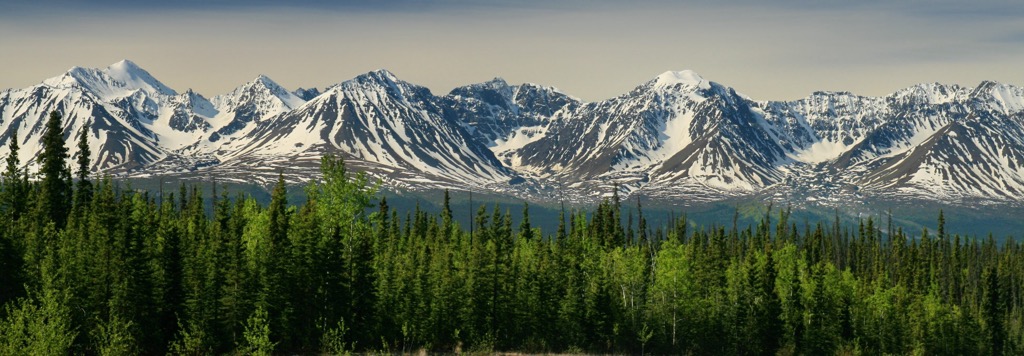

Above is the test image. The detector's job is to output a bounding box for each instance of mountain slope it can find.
[5,60,1024,207]
[214,70,517,187]
[852,83,1024,200]
[503,71,790,199]
[0,61,175,172]
[208,75,305,141]
[445,78,579,149]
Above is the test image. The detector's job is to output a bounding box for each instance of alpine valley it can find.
[4,60,1024,216]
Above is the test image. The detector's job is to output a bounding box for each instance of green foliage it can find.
[91,313,135,356]
[242,305,275,356]
[0,145,1022,354]
[169,319,210,356]
[320,318,352,356]
[75,121,91,182]
[38,110,72,228]
[2,124,28,222]
[0,288,76,355]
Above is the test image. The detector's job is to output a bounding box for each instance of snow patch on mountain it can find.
[7,61,1024,206]
[653,70,710,91]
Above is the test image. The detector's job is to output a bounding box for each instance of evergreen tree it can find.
[441,189,453,242]
[2,125,28,220]
[0,154,1021,355]
[519,202,534,241]
[75,121,91,183]
[0,126,27,306]
[556,207,567,244]
[241,305,275,356]
[636,197,647,244]
[38,110,72,228]
[0,288,77,354]
[982,267,1005,355]
[757,247,783,355]
[313,155,378,347]
[2,125,20,181]
[268,173,289,248]
[70,121,93,227]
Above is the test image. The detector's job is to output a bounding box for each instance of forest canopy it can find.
[0,111,1022,355]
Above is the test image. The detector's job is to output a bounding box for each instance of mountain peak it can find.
[486,77,509,86]
[891,82,964,105]
[212,73,305,114]
[251,74,284,90]
[652,70,710,90]
[357,69,400,84]
[234,74,297,102]
[45,66,91,87]
[342,69,432,98]
[104,59,176,96]
[109,59,142,72]
[40,59,176,98]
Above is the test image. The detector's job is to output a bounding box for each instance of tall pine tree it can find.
[39,110,72,228]
[2,125,28,220]
[74,121,92,205]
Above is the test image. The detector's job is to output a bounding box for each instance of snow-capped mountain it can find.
[505,70,790,199]
[208,75,305,141]
[852,82,1024,200]
[4,60,1024,207]
[444,78,579,149]
[0,60,173,172]
[208,69,516,188]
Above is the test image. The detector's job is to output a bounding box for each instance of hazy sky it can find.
[1,0,1023,102]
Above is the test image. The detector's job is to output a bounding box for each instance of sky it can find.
[1,0,1023,102]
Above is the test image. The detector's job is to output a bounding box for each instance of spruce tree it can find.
[759,247,782,355]
[268,173,289,245]
[937,209,946,241]
[71,121,93,221]
[636,197,647,244]
[2,125,27,220]
[39,111,72,228]
[519,202,533,241]
[2,126,19,179]
[610,184,623,247]
[982,267,1005,355]
[265,173,291,346]
[441,189,453,242]
[75,121,91,183]
[0,126,27,305]
[556,207,567,244]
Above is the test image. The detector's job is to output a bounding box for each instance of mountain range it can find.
[3,60,1024,210]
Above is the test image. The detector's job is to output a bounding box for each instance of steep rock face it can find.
[445,78,579,148]
[292,87,321,101]
[166,90,215,134]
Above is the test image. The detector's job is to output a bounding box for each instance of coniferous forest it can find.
[2,111,1024,355]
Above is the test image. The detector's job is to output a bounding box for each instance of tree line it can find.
[1,111,1023,355]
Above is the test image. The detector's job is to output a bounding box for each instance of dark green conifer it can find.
[519,202,533,241]
[39,111,72,228]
